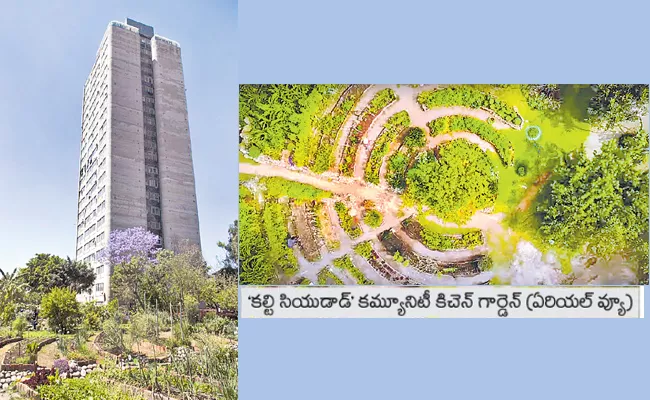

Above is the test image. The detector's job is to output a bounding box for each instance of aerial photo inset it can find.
[239,84,649,286]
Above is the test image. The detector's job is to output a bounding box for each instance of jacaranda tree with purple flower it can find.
[97,227,160,266]
[97,227,161,309]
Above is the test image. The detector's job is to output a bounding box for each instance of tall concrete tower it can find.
[75,18,201,303]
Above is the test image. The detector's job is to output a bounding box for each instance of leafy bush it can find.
[52,359,69,374]
[12,316,28,337]
[418,87,522,126]
[368,88,397,114]
[386,152,409,191]
[363,209,383,228]
[353,241,374,259]
[428,115,514,166]
[334,202,362,239]
[403,127,426,149]
[420,229,483,251]
[332,255,374,285]
[80,301,108,331]
[41,288,81,333]
[393,251,409,266]
[23,368,56,390]
[364,111,411,184]
[521,84,562,111]
[196,316,237,339]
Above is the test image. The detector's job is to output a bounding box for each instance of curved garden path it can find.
[353,84,512,180]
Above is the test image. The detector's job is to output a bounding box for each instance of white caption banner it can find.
[241,286,644,318]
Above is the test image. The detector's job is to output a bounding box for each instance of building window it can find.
[95,283,104,292]
[151,206,161,216]
[146,166,158,174]
[96,266,104,276]
[147,179,158,188]
[97,216,105,226]
[149,221,161,230]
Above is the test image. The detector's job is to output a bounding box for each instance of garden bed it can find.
[428,115,515,166]
[364,111,411,184]
[316,268,344,285]
[2,337,56,369]
[0,337,21,349]
[401,218,484,251]
[289,202,323,262]
[334,201,362,239]
[314,201,340,251]
[340,88,397,176]
[417,86,523,128]
[332,255,374,285]
[354,241,415,284]
[378,229,439,274]
[311,85,370,173]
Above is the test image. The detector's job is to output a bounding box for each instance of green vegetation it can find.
[263,176,331,201]
[421,229,483,251]
[428,115,514,166]
[392,251,409,266]
[353,241,374,259]
[588,84,649,129]
[41,288,81,333]
[340,88,396,176]
[406,140,498,224]
[418,86,522,126]
[521,84,562,111]
[364,111,411,184]
[537,132,649,259]
[299,278,312,285]
[334,202,362,239]
[363,209,383,228]
[239,84,341,165]
[332,255,374,285]
[386,152,409,191]
[403,127,426,149]
[317,268,344,285]
[312,85,367,173]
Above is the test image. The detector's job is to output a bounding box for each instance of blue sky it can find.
[0,0,238,271]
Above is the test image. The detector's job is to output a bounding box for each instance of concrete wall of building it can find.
[108,25,148,235]
[152,37,201,249]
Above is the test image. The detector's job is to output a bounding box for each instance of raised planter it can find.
[0,338,21,349]
[15,381,40,399]
[1,338,56,371]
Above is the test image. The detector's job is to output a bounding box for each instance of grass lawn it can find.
[487,85,592,212]
[239,151,259,164]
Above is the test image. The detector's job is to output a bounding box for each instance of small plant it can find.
[52,359,69,374]
[23,368,56,389]
[363,209,383,229]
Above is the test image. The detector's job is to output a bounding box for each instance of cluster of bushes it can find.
[332,255,374,285]
[420,229,484,251]
[521,84,562,111]
[239,84,341,164]
[334,202,362,239]
[317,268,343,285]
[386,152,410,191]
[428,115,514,166]
[364,111,411,184]
[340,88,396,176]
[262,177,331,201]
[363,209,383,228]
[312,85,367,173]
[240,188,298,285]
[418,87,522,126]
[353,241,374,259]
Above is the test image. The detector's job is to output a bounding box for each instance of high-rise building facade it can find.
[75,19,201,303]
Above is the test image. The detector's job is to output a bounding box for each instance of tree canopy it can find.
[537,131,649,259]
[588,84,649,129]
[19,254,95,295]
[406,140,498,224]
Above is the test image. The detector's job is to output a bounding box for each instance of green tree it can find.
[363,210,383,228]
[0,268,27,325]
[588,84,649,129]
[406,140,498,224]
[41,287,81,333]
[403,127,426,149]
[537,132,649,259]
[217,220,239,277]
[19,254,95,295]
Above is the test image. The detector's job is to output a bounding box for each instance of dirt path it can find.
[516,171,551,211]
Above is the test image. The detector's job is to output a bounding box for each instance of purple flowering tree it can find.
[97,227,160,266]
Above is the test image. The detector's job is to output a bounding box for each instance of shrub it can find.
[40,288,81,333]
[517,165,527,176]
[353,241,374,259]
[80,301,108,331]
[317,268,344,285]
[403,127,426,149]
[363,209,383,228]
[12,316,28,337]
[393,251,409,266]
[38,376,142,400]
[52,359,69,374]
